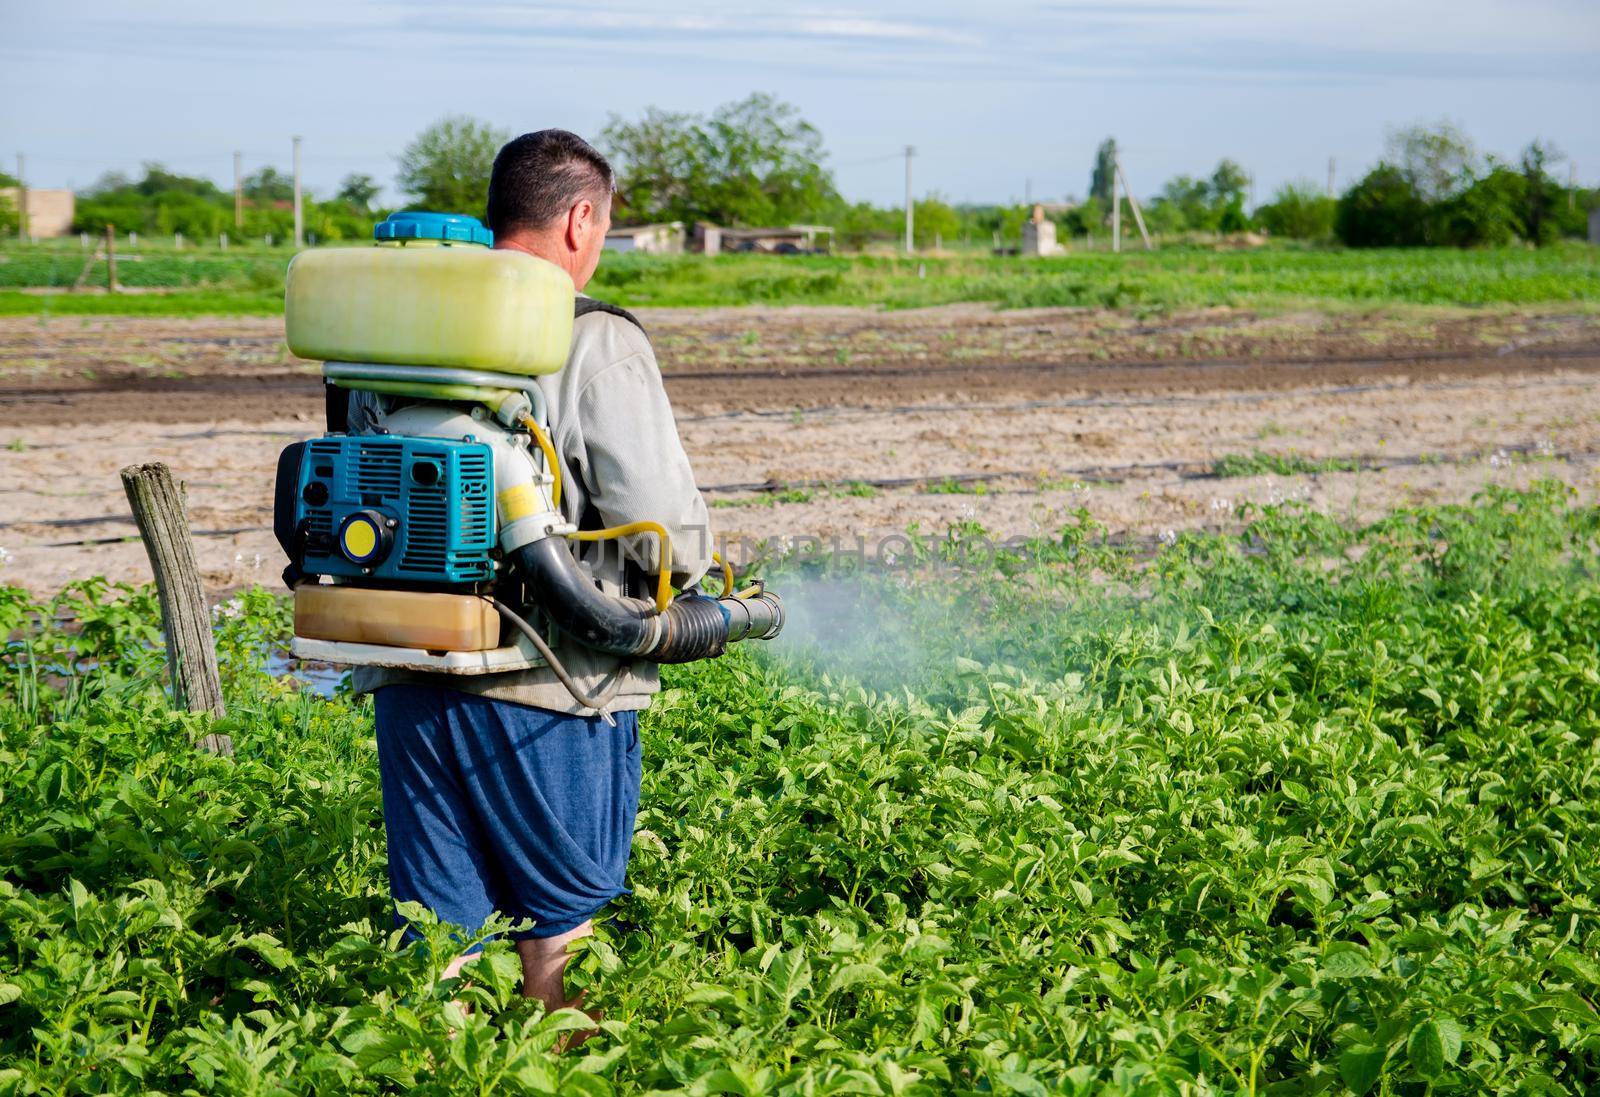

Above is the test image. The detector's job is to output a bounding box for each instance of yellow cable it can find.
[568,520,673,612]
[712,551,735,597]
[517,413,562,512]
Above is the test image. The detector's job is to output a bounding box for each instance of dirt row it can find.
[2,306,1598,593]
[4,306,1598,426]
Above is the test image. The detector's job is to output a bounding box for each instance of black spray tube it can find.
[509,537,783,664]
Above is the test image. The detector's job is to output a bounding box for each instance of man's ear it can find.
[566,199,594,251]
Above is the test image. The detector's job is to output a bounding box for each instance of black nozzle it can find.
[509,537,784,664]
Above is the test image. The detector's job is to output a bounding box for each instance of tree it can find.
[1255,180,1336,240]
[913,196,960,249]
[699,93,836,226]
[138,163,224,199]
[0,171,16,236]
[830,200,900,250]
[1434,167,1524,247]
[1140,163,1252,235]
[84,170,132,197]
[1218,198,1251,234]
[1089,138,1117,206]
[1520,140,1563,245]
[598,106,702,224]
[1335,165,1428,247]
[243,167,294,202]
[1209,159,1250,207]
[601,93,838,226]
[69,163,374,242]
[1385,121,1477,204]
[396,115,509,215]
[1149,175,1216,233]
[338,173,380,210]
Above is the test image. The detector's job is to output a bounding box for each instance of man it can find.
[356,130,713,1009]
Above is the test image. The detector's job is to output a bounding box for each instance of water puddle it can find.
[266,650,347,697]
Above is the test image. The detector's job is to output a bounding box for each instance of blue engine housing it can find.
[277,434,496,584]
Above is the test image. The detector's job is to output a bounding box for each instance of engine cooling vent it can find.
[292,435,496,584]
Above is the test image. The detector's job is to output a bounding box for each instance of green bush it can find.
[1435,168,1525,247]
[1336,165,1430,247]
[70,165,378,244]
[0,172,18,238]
[1256,181,1337,241]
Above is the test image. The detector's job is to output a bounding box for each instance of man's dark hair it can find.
[486,129,614,235]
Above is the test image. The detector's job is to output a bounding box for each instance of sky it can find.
[4,0,1597,209]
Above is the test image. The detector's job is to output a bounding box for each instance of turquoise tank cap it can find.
[374,211,494,247]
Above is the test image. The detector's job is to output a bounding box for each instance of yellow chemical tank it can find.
[294,584,501,651]
[284,212,574,375]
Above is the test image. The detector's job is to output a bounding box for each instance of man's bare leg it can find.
[517,921,592,1010]
[435,921,591,1009]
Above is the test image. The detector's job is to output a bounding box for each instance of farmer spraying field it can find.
[274,130,783,1009]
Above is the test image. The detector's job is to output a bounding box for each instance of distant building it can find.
[1590,207,1600,246]
[1021,204,1064,257]
[691,223,722,256]
[690,223,832,256]
[604,222,684,254]
[2,188,75,238]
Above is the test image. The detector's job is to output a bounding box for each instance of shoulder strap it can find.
[574,296,646,335]
[323,382,349,434]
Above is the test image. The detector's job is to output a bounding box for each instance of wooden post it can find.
[104,224,118,292]
[120,462,232,755]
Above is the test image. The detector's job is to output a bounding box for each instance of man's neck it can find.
[496,235,579,284]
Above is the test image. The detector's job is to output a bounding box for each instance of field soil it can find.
[3,305,1599,593]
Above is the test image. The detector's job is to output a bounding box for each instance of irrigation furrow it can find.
[4,343,1600,402]
[656,342,1600,385]
[677,373,1600,424]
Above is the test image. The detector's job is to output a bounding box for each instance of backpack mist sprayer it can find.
[274,212,783,714]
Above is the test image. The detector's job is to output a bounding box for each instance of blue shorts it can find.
[373,684,641,943]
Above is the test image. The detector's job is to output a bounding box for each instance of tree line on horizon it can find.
[15,97,1596,249]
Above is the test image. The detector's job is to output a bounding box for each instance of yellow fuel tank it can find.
[294,584,501,651]
[285,240,575,376]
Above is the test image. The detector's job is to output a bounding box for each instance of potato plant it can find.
[1,482,1598,1094]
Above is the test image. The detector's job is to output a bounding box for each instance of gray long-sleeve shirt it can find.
[351,304,714,714]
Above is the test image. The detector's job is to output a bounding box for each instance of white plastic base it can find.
[290,633,546,675]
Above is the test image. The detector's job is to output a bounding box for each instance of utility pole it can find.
[104,224,118,291]
[1114,158,1153,250]
[1025,177,1032,206]
[903,145,915,255]
[1111,153,1121,253]
[233,150,243,229]
[15,153,27,241]
[1327,156,1336,198]
[1571,162,1578,212]
[292,136,304,249]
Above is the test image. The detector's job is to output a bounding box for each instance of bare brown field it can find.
[3,305,1598,593]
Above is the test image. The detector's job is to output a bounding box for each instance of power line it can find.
[832,151,904,168]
